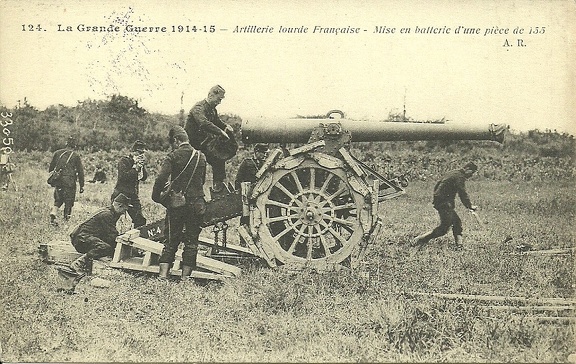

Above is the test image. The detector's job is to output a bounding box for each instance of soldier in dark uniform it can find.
[0,151,14,191]
[412,162,478,251]
[152,126,207,280]
[111,140,148,228]
[88,165,107,183]
[185,85,234,194]
[235,143,269,226]
[68,193,132,274]
[49,137,84,226]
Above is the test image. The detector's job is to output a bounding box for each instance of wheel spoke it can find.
[288,224,307,254]
[272,224,295,241]
[319,233,332,257]
[290,171,304,193]
[276,181,296,200]
[268,214,299,223]
[329,185,348,200]
[309,167,316,191]
[319,173,334,193]
[267,199,297,210]
[306,226,314,260]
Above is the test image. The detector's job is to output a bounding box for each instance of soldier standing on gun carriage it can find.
[185,85,237,196]
[152,126,207,280]
[412,162,479,251]
[48,137,84,226]
[111,140,148,228]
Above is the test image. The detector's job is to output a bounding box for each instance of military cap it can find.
[113,193,133,207]
[254,143,269,153]
[168,125,188,142]
[131,140,147,152]
[208,85,225,96]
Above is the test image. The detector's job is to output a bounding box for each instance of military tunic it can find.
[69,206,122,260]
[152,143,207,267]
[49,148,84,215]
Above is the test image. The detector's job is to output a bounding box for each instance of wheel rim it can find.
[256,158,365,266]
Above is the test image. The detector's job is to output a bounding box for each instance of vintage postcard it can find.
[1,1,574,363]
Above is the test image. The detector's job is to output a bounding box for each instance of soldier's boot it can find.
[70,254,90,274]
[449,235,464,251]
[63,206,72,221]
[210,181,229,197]
[181,265,194,280]
[50,206,59,227]
[158,263,170,280]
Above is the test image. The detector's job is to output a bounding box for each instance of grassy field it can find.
[0,154,574,363]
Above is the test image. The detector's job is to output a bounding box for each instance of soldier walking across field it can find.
[152,126,207,280]
[111,140,148,228]
[185,85,236,195]
[412,162,478,251]
[48,137,84,226]
[68,193,133,274]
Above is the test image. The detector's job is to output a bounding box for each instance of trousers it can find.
[71,233,115,260]
[159,199,205,267]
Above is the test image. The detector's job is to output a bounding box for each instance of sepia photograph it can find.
[0,0,574,362]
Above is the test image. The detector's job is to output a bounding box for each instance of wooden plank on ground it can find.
[197,255,241,277]
[198,236,255,256]
[116,236,241,277]
[108,260,227,281]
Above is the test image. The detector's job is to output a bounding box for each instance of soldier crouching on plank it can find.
[68,193,132,274]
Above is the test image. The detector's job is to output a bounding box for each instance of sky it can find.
[1,0,575,135]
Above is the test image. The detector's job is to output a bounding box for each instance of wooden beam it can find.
[510,248,575,256]
[108,260,227,281]
[116,236,242,277]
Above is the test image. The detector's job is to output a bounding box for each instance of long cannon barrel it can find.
[242,117,507,144]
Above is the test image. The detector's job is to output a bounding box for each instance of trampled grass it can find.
[0,156,574,363]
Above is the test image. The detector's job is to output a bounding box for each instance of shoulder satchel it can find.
[47,151,74,187]
[160,150,199,208]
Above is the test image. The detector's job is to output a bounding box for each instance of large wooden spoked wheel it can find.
[255,158,366,268]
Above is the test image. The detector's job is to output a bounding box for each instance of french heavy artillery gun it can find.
[110,111,506,278]
[231,111,506,271]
